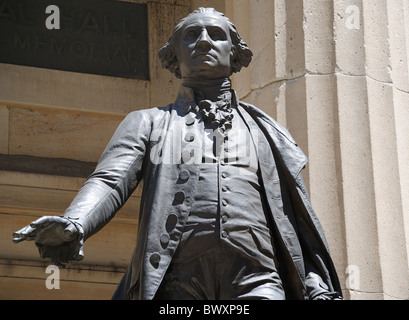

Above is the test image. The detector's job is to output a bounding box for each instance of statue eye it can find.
[185,30,198,40]
[210,29,226,40]
[211,31,221,38]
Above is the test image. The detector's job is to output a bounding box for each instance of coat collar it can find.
[175,85,196,114]
[237,102,308,180]
[174,84,239,113]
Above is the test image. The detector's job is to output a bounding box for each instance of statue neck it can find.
[182,77,231,103]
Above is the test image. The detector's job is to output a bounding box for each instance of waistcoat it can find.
[173,108,278,269]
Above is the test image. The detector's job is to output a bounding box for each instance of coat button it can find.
[150,252,161,266]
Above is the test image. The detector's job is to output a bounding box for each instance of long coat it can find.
[63,86,342,300]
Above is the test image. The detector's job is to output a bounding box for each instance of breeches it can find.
[154,243,285,300]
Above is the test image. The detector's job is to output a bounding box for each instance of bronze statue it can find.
[13,7,342,300]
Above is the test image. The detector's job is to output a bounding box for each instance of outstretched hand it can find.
[13,216,84,267]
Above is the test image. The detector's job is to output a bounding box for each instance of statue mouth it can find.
[193,52,216,60]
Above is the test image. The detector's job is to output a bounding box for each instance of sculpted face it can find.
[175,12,233,80]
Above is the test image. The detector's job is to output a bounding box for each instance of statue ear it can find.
[173,61,182,79]
[230,46,241,74]
[230,41,253,74]
[158,41,182,78]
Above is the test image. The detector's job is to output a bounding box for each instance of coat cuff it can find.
[305,272,342,300]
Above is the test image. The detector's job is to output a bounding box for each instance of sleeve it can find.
[62,110,151,240]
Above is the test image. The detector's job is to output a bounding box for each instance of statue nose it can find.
[196,30,212,51]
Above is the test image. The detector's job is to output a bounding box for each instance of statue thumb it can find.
[63,223,78,241]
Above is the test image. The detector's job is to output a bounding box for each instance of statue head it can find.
[158,7,253,80]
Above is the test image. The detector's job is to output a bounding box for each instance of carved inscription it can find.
[0,0,149,79]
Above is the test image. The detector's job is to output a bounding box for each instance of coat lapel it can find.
[237,104,307,297]
[237,98,341,299]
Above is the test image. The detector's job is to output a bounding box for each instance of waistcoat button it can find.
[185,115,195,126]
[182,149,194,162]
[184,133,195,142]
[160,233,170,246]
[179,170,190,182]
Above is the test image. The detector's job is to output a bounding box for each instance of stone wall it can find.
[0,0,191,300]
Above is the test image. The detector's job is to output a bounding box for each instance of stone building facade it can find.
[0,0,408,300]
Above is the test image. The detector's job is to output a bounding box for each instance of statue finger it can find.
[12,233,27,243]
[29,216,56,228]
[12,216,58,243]
[12,225,38,243]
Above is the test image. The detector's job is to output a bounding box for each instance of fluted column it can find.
[226,0,409,300]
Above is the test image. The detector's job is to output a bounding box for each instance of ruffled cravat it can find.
[198,91,233,135]
[182,77,234,136]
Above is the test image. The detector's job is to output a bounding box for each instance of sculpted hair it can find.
[158,7,253,78]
